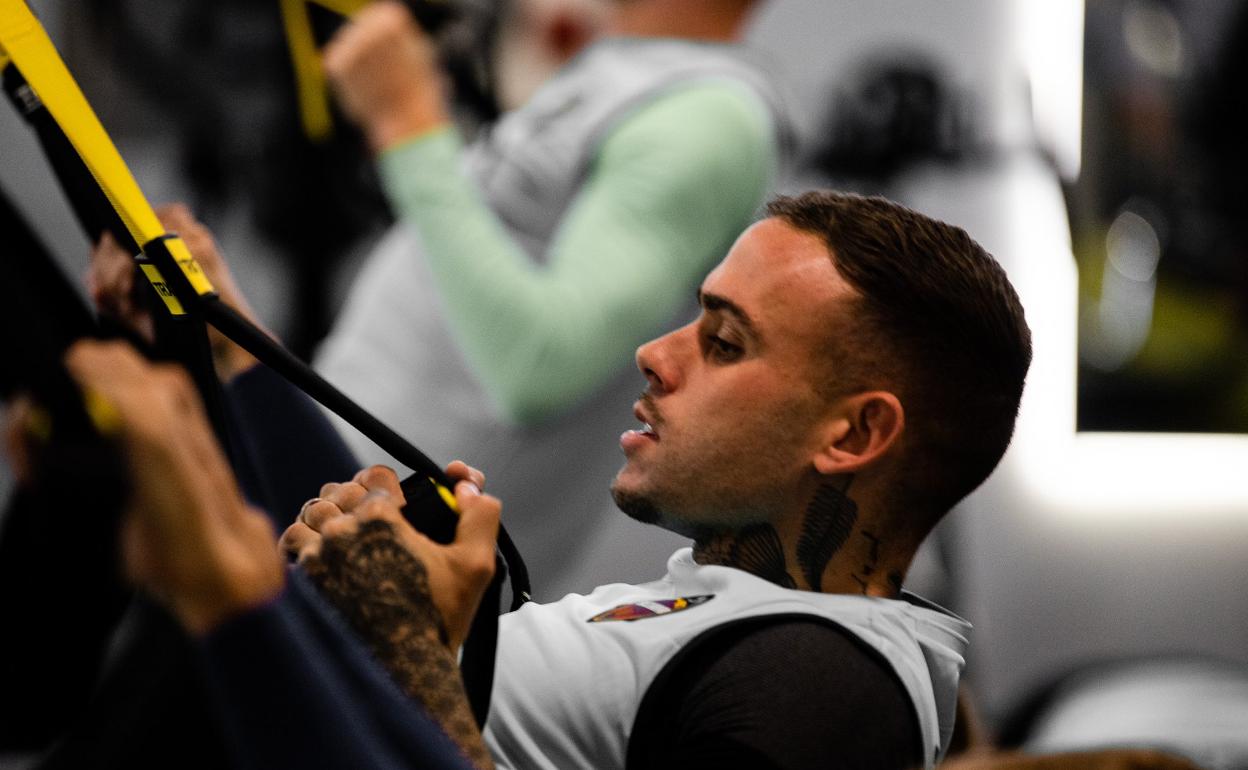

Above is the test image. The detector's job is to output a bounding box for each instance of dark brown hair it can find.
[766,191,1032,518]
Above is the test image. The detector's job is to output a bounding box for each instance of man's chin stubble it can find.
[611,485,663,525]
[611,485,715,540]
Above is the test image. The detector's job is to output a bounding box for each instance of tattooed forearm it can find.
[796,477,858,590]
[301,520,494,769]
[694,523,796,589]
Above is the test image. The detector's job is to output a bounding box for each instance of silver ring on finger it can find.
[298,497,322,523]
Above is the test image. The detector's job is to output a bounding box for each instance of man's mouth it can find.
[620,424,658,452]
[621,401,660,451]
[634,398,661,439]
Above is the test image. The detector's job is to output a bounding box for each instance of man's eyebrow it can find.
[698,290,759,339]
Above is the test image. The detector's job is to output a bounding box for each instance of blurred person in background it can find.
[314,0,794,599]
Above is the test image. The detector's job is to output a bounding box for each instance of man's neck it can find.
[606,0,754,42]
[692,476,910,597]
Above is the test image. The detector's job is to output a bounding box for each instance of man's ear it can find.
[812,391,905,475]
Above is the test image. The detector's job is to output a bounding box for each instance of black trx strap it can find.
[1,0,527,727]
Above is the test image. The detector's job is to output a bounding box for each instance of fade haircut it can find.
[766,191,1032,519]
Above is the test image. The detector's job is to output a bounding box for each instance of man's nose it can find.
[635,325,689,395]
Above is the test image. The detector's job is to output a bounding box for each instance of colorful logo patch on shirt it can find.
[586,595,714,623]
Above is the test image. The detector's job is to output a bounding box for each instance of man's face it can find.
[611,218,861,536]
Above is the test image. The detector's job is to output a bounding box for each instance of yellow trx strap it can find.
[1,0,467,518]
[0,0,215,315]
[279,0,370,141]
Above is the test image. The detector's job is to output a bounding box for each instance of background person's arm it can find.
[325,1,776,423]
[378,83,775,423]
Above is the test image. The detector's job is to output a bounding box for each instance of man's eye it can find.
[706,335,743,361]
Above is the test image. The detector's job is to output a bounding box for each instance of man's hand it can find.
[87,204,271,382]
[322,0,451,152]
[62,340,284,635]
[279,462,498,769]
[87,230,155,347]
[279,463,498,650]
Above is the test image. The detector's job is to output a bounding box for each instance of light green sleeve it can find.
[379,82,776,424]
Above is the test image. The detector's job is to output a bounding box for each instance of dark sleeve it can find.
[197,572,473,770]
[0,485,129,751]
[223,364,361,526]
[628,617,923,770]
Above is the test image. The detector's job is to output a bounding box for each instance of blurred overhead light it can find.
[1123,0,1186,78]
[1082,208,1162,372]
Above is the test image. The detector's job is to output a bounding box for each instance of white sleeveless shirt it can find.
[485,548,970,769]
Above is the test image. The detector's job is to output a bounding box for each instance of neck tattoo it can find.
[851,530,881,594]
[796,476,858,591]
[695,523,796,589]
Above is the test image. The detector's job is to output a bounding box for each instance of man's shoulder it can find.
[627,616,924,769]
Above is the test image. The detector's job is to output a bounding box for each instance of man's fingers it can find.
[155,202,194,228]
[320,513,360,541]
[445,460,486,490]
[93,229,119,256]
[324,0,414,68]
[318,480,369,511]
[65,343,212,447]
[353,465,405,502]
[87,232,130,299]
[298,498,348,532]
[351,491,404,524]
[65,340,154,399]
[283,514,359,562]
[89,230,129,274]
[279,520,322,561]
[156,204,216,266]
[65,338,140,378]
[451,481,500,581]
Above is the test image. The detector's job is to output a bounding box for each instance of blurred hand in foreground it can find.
[63,339,283,634]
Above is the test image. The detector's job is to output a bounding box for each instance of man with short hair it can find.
[64,189,1031,768]
[458,191,1031,768]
